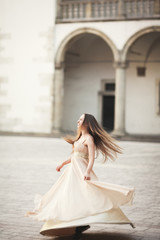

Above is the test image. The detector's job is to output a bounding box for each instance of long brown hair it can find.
[64,113,123,162]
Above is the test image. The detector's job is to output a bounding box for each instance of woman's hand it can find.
[56,158,71,172]
[84,171,91,181]
[56,165,62,172]
[25,211,36,216]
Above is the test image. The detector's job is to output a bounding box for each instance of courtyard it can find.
[0,136,160,240]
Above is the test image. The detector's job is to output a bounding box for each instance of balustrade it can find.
[56,0,160,22]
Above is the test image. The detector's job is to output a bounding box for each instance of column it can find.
[154,0,160,15]
[118,0,126,19]
[53,64,64,132]
[112,62,128,136]
[86,2,92,18]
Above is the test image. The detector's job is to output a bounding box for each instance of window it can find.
[105,83,115,91]
[101,79,115,94]
[137,67,146,77]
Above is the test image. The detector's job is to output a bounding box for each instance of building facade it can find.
[0,0,160,136]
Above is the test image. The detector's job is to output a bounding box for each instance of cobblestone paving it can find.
[0,136,160,240]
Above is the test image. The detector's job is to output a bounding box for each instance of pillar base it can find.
[111,129,126,137]
[51,128,64,138]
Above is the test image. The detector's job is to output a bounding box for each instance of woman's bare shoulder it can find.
[86,134,94,143]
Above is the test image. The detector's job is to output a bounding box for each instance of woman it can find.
[25,113,135,237]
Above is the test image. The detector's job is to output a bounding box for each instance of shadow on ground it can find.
[51,232,135,240]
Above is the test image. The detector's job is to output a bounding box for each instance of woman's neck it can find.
[81,129,88,136]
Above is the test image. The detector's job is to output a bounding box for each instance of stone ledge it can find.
[115,133,160,143]
[0,131,160,142]
[0,131,63,138]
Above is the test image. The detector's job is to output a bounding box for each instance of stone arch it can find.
[121,26,160,62]
[121,26,160,135]
[55,27,119,67]
[53,27,119,132]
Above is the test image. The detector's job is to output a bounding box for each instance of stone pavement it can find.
[0,136,160,240]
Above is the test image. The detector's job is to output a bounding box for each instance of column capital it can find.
[113,61,128,69]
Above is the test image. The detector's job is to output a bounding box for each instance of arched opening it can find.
[63,33,114,132]
[123,27,160,135]
[54,28,118,132]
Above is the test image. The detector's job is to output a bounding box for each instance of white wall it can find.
[0,0,55,133]
[126,63,160,134]
[125,32,160,135]
[54,20,160,55]
[62,63,114,131]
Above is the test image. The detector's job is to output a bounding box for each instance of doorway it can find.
[102,95,115,131]
[99,80,115,132]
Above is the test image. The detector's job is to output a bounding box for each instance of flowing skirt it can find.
[25,152,135,236]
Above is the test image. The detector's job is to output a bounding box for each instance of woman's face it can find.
[77,114,85,129]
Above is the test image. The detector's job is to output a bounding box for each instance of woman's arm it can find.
[84,136,95,180]
[56,144,74,172]
[56,156,71,172]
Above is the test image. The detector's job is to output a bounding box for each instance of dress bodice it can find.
[73,141,88,159]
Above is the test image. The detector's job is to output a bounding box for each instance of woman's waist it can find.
[73,151,89,160]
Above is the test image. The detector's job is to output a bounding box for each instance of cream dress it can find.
[25,140,135,236]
